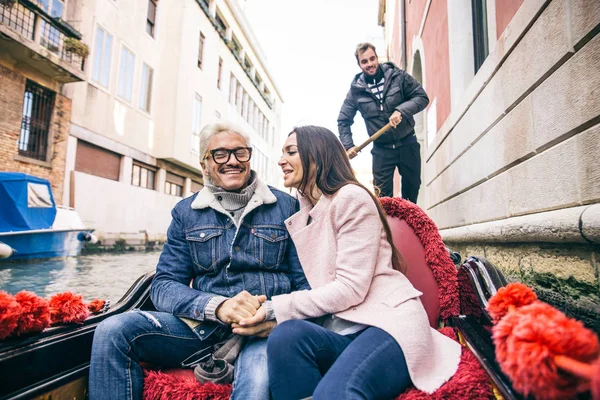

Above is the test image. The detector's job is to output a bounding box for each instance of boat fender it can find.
[0,242,15,259]
[78,232,99,244]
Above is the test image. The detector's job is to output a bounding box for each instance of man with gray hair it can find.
[89,122,309,400]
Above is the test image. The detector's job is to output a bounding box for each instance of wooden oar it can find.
[349,123,393,159]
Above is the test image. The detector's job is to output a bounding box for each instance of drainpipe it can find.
[401,0,407,70]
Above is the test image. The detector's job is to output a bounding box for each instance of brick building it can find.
[0,0,86,205]
[378,0,599,330]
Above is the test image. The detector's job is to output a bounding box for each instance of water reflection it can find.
[0,252,160,302]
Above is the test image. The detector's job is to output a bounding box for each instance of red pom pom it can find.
[494,302,599,399]
[487,282,537,322]
[87,299,106,314]
[0,291,21,339]
[14,291,50,335]
[49,292,90,324]
[591,358,600,400]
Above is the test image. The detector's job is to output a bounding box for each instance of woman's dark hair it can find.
[291,125,407,274]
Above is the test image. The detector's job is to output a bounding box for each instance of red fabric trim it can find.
[381,197,460,320]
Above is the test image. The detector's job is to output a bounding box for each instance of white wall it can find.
[72,171,180,238]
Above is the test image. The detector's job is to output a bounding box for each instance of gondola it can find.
[0,198,596,400]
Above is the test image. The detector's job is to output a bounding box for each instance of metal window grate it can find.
[0,3,35,40]
[18,80,55,161]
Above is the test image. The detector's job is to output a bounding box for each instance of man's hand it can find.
[346,146,359,160]
[389,111,403,128]
[216,291,266,325]
[232,320,277,338]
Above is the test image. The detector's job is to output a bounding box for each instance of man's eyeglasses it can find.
[206,147,253,164]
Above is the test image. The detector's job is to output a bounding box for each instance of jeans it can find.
[372,142,421,202]
[267,320,411,400]
[88,310,268,400]
[231,337,270,400]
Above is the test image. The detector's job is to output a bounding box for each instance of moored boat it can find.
[0,173,96,262]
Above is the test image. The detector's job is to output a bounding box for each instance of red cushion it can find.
[387,217,440,328]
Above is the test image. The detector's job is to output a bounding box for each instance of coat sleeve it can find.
[150,207,220,321]
[337,88,358,149]
[271,188,380,322]
[394,71,429,118]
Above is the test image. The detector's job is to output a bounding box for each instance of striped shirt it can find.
[367,76,385,111]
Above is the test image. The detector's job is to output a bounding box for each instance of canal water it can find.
[0,252,160,303]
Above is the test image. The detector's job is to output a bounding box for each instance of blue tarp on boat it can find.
[0,172,57,232]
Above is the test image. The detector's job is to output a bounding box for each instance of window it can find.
[242,92,248,120]
[39,0,63,54]
[139,63,153,112]
[229,74,236,103]
[132,161,156,189]
[165,172,184,197]
[117,46,135,102]
[217,58,223,89]
[146,0,157,37]
[471,0,489,73]
[18,80,55,161]
[198,32,205,69]
[192,94,202,154]
[92,27,113,87]
[236,82,243,112]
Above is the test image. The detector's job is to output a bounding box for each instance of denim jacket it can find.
[150,178,309,339]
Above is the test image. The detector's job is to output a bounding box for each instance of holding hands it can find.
[215,291,276,337]
[216,290,266,325]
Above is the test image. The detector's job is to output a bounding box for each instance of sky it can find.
[243,0,385,178]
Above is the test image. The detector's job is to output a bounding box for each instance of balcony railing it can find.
[0,1,85,71]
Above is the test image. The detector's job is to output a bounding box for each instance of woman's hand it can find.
[237,306,267,327]
[232,319,277,338]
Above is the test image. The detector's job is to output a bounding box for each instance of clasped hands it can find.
[215,290,274,337]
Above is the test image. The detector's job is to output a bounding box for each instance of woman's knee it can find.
[267,320,315,352]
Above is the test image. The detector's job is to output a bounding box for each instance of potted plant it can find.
[0,0,17,8]
[63,37,90,58]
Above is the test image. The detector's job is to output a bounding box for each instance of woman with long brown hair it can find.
[235,125,460,399]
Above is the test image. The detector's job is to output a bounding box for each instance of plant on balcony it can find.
[63,37,90,58]
[0,0,17,8]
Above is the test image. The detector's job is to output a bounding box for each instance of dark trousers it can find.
[267,320,411,400]
[372,142,421,202]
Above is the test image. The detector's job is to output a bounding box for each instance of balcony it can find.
[0,0,86,83]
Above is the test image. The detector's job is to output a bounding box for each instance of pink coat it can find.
[272,184,461,393]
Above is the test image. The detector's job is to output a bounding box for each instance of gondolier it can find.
[338,42,429,202]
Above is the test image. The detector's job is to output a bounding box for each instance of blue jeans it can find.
[89,310,269,400]
[267,320,411,400]
[231,337,270,400]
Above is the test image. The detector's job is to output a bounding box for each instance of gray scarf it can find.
[204,171,258,223]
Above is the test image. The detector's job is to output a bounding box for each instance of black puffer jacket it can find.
[337,62,429,149]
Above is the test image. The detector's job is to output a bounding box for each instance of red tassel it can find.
[49,292,90,324]
[13,291,50,335]
[486,282,537,323]
[493,301,599,399]
[87,299,106,313]
[0,291,21,339]
[591,358,600,400]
